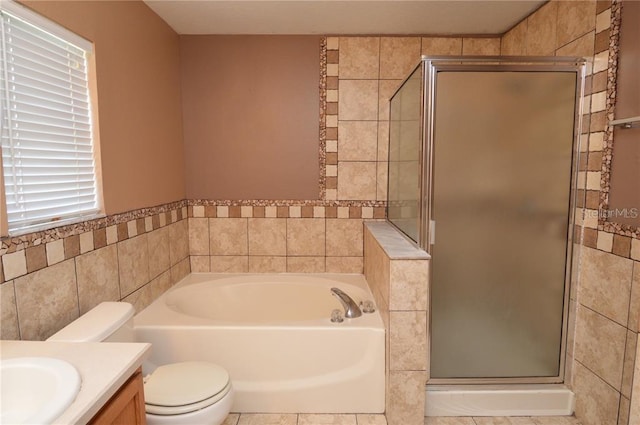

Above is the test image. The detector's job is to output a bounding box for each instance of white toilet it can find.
[47,302,234,425]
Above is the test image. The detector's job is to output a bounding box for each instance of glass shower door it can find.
[429,69,579,380]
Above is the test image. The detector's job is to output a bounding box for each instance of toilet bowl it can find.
[47,302,234,425]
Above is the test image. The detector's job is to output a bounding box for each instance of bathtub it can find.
[134,273,385,413]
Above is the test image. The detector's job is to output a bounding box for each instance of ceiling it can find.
[143,0,546,35]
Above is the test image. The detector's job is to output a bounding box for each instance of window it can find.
[0,1,101,236]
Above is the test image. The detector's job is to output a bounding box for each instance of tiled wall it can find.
[500,1,639,424]
[364,222,429,425]
[0,203,190,340]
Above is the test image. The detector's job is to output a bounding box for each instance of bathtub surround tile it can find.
[169,220,189,266]
[389,311,427,371]
[338,37,379,79]
[630,263,640,332]
[75,245,120,314]
[237,413,297,425]
[190,256,210,272]
[14,259,78,340]
[621,330,637,398]
[94,227,107,249]
[1,281,20,340]
[326,219,363,257]
[117,234,150,297]
[248,256,286,273]
[356,415,387,425]
[25,245,47,274]
[325,256,363,273]
[298,414,356,425]
[338,80,379,121]
[1,250,27,281]
[170,257,190,284]
[631,343,640,424]
[619,397,630,425]
[79,231,94,254]
[210,256,248,273]
[387,371,426,425]
[574,304,626,389]
[123,270,172,313]
[573,361,619,425]
[248,219,287,256]
[147,226,171,280]
[210,219,248,256]
[421,37,463,56]
[286,256,325,273]
[579,247,633,325]
[188,218,210,255]
[379,37,421,80]
[287,219,325,256]
[46,239,64,264]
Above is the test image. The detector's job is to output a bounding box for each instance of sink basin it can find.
[0,357,81,424]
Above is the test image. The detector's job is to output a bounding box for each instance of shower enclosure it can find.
[388,57,585,414]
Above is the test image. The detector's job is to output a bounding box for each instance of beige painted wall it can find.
[180,35,321,200]
[22,0,186,215]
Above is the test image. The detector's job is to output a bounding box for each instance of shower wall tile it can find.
[364,227,390,306]
[248,219,286,256]
[1,281,19,340]
[117,234,150,297]
[630,263,640,332]
[210,255,248,273]
[556,0,597,48]
[421,37,463,56]
[573,361,619,425]
[386,371,426,425]
[188,218,210,255]
[621,330,637,398]
[578,247,633,325]
[338,37,380,79]
[210,218,248,256]
[286,256,325,273]
[286,219,325,256]
[555,31,595,57]
[147,226,170,279]
[75,245,120,314]
[377,121,389,161]
[248,256,286,273]
[526,1,558,55]
[389,311,427,371]
[379,37,421,80]
[337,162,377,200]
[501,21,528,55]
[462,37,501,55]
[631,342,640,424]
[574,304,626,389]
[619,396,630,425]
[338,121,378,161]
[378,80,401,122]
[389,260,428,311]
[338,80,379,121]
[14,259,78,341]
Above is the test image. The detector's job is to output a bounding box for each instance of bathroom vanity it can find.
[0,340,150,424]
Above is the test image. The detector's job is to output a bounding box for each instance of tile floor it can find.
[221,414,583,425]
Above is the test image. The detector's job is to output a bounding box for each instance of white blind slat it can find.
[1,3,99,234]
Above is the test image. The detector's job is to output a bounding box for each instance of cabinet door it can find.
[90,369,146,425]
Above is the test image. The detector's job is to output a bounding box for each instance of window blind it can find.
[0,3,99,234]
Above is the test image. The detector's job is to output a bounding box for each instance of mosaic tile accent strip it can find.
[318,37,328,200]
[598,0,639,240]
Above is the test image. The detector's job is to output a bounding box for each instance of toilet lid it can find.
[145,381,231,416]
[144,362,230,408]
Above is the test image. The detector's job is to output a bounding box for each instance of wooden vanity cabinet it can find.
[89,368,146,425]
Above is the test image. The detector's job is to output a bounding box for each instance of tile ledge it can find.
[365,221,430,260]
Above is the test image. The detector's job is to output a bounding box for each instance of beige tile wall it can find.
[501,1,639,424]
[0,203,191,340]
[364,222,429,425]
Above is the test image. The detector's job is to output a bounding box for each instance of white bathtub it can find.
[134,273,385,413]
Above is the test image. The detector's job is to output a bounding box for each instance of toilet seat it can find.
[144,361,231,416]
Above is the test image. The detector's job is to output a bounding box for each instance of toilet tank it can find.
[47,302,136,343]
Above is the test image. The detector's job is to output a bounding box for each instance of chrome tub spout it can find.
[330,287,362,318]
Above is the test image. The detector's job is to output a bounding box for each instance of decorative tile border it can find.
[318,37,328,200]
[599,0,640,240]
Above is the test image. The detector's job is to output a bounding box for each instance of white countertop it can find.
[1,340,151,425]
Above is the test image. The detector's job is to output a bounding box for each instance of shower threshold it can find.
[425,384,575,417]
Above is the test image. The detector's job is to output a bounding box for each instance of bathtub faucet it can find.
[330,288,362,318]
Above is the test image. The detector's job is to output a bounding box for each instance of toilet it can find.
[47,302,234,425]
